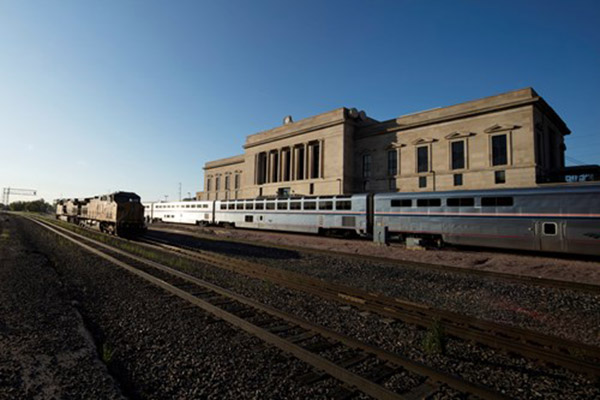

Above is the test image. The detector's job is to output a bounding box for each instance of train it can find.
[143,184,600,256]
[56,191,145,236]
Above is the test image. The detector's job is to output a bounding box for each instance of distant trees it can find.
[6,199,54,213]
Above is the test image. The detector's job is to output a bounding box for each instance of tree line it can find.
[0,199,54,213]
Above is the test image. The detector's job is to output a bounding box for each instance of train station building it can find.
[197,88,586,200]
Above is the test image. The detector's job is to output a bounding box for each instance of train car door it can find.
[536,221,565,252]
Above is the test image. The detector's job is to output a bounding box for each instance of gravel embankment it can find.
[16,217,346,399]
[151,223,600,285]
[148,229,600,348]
[0,215,123,400]
[88,226,600,398]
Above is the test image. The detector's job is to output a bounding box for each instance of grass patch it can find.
[35,216,203,278]
[101,342,115,364]
[422,319,447,355]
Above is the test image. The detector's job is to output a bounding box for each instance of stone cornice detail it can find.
[444,131,476,140]
[243,117,345,149]
[412,138,437,145]
[484,124,521,133]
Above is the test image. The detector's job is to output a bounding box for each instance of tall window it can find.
[271,152,279,182]
[492,134,508,166]
[234,174,240,189]
[362,154,372,178]
[257,152,267,184]
[387,150,397,176]
[283,149,291,181]
[206,178,211,192]
[417,146,428,173]
[311,143,320,179]
[215,177,220,191]
[451,141,465,170]
[297,146,305,180]
[225,176,230,190]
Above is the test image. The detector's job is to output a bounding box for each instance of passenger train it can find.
[143,184,600,256]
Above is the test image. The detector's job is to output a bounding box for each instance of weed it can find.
[102,342,115,364]
[422,319,446,355]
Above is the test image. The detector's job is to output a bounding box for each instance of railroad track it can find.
[140,230,600,379]
[149,224,600,295]
[30,217,509,400]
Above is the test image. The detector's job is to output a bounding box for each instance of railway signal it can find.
[2,187,37,205]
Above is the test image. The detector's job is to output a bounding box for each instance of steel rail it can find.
[140,234,600,378]
[29,217,510,400]
[149,225,600,295]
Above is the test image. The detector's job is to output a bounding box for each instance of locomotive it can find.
[56,191,145,236]
[143,184,600,256]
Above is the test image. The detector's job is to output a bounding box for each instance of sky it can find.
[1,0,599,203]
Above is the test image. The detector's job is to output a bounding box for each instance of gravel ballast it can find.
[71,223,600,399]
[0,215,123,400]
[148,228,600,348]
[14,217,347,399]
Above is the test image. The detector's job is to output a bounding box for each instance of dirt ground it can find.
[152,223,600,286]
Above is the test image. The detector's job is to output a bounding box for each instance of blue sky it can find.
[1,0,599,203]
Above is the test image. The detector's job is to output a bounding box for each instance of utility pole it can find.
[2,188,37,205]
[178,182,182,202]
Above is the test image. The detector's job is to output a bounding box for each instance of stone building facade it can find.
[198,88,570,200]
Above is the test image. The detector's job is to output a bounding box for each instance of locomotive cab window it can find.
[543,222,557,236]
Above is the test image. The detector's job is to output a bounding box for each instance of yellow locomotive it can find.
[56,191,145,236]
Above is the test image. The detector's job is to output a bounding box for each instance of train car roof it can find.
[374,183,600,199]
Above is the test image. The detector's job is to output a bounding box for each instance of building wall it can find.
[354,106,537,192]
[200,88,570,199]
[203,155,244,200]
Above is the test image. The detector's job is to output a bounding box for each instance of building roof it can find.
[357,87,570,138]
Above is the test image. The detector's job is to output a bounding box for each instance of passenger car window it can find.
[481,197,513,207]
[290,201,301,210]
[319,201,333,210]
[446,197,475,207]
[304,201,316,210]
[416,198,441,207]
[336,201,352,210]
[391,199,412,208]
[277,202,288,210]
[543,222,557,236]
[266,202,275,210]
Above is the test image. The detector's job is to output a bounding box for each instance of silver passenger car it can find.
[214,195,370,236]
[144,201,214,225]
[374,185,600,256]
